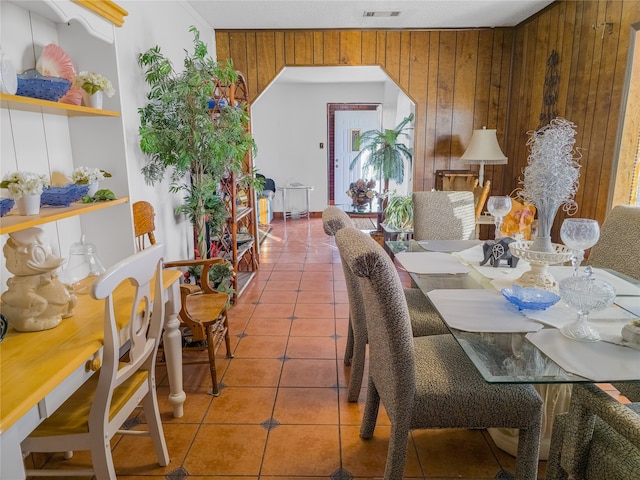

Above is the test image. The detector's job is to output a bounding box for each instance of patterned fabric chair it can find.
[335,226,543,480]
[585,205,640,400]
[546,383,640,480]
[587,205,640,281]
[412,190,476,240]
[322,207,448,402]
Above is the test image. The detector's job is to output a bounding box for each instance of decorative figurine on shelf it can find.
[346,179,377,211]
[480,237,520,268]
[0,227,76,332]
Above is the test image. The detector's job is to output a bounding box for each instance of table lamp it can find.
[459,126,507,185]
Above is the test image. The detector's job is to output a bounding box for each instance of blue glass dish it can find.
[501,285,561,311]
[41,183,89,207]
[16,69,71,102]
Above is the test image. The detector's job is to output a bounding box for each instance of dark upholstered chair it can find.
[585,205,640,402]
[322,206,448,401]
[546,383,640,480]
[335,227,543,480]
[412,190,476,240]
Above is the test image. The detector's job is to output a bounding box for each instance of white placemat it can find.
[522,302,637,330]
[615,296,640,317]
[427,289,544,332]
[417,239,483,253]
[395,251,470,275]
[547,266,640,296]
[526,329,640,381]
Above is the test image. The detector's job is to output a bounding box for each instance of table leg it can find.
[163,281,186,418]
[305,187,311,219]
[282,189,287,223]
[1,426,26,479]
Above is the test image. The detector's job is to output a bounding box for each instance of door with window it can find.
[334,109,381,205]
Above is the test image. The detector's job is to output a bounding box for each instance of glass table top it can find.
[387,240,640,384]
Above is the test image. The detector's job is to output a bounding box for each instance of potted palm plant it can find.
[138,27,256,259]
[350,113,414,200]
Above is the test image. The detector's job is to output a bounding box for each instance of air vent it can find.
[363,11,401,17]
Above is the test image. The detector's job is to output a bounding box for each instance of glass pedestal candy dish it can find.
[558,267,616,342]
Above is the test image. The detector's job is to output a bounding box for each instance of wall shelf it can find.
[0,197,129,235]
[0,93,120,117]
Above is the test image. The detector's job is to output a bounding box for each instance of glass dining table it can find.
[386,239,640,384]
[387,239,640,460]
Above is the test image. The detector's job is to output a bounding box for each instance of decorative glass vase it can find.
[15,193,41,215]
[528,205,559,253]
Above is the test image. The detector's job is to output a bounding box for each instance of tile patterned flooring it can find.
[34,216,621,479]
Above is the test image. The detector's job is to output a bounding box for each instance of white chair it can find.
[22,244,169,479]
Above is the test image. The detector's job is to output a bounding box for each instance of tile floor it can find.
[29,217,625,479]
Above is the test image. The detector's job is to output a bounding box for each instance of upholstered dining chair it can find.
[412,190,476,241]
[322,206,448,402]
[587,205,640,281]
[546,382,640,480]
[22,244,169,479]
[335,227,543,480]
[133,201,233,396]
[585,205,640,402]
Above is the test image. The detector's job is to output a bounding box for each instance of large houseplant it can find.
[138,27,256,259]
[349,113,414,202]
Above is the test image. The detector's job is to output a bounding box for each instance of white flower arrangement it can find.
[71,166,112,184]
[519,117,581,252]
[73,71,115,97]
[0,171,49,199]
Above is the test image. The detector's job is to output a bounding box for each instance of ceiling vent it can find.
[363,11,401,18]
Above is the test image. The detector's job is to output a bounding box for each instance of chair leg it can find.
[90,436,117,480]
[347,333,367,402]
[546,414,569,480]
[384,423,410,480]
[344,313,354,366]
[206,324,220,396]
[514,423,542,480]
[222,311,234,359]
[360,378,380,439]
[141,388,169,466]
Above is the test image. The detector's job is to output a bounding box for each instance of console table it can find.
[278,185,313,222]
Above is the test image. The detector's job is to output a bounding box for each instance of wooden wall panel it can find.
[215,0,639,230]
[506,0,639,238]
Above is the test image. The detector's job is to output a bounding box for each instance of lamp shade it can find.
[460,126,507,184]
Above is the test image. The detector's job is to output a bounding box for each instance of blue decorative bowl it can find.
[501,285,561,311]
[0,198,14,217]
[16,69,71,102]
[41,183,87,207]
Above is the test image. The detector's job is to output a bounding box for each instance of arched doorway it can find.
[251,65,415,215]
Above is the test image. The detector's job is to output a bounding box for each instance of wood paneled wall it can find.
[215,29,514,193]
[216,0,640,234]
[506,0,639,233]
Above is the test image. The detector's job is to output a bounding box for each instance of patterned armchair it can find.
[546,383,640,479]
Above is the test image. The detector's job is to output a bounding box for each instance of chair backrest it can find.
[412,190,476,240]
[322,206,354,236]
[473,180,491,220]
[587,205,640,280]
[335,227,415,415]
[133,200,156,251]
[89,243,165,431]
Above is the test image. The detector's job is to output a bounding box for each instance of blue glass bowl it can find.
[501,285,561,311]
[16,69,71,102]
[0,198,14,217]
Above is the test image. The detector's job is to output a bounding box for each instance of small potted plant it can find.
[383,193,413,232]
[73,71,115,109]
[71,166,112,197]
[0,171,49,215]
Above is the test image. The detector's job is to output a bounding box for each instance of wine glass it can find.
[558,267,616,342]
[560,218,600,276]
[486,196,512,238]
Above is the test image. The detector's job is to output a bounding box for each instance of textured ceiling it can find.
[188,0,554,30]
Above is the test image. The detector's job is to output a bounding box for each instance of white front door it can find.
[334,110,380,205]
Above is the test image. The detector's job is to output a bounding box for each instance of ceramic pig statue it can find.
[1,227,76,331]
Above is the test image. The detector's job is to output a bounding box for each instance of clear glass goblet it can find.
[487,196,512,239]
[558,267,616,342]
[560,218,600,276]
